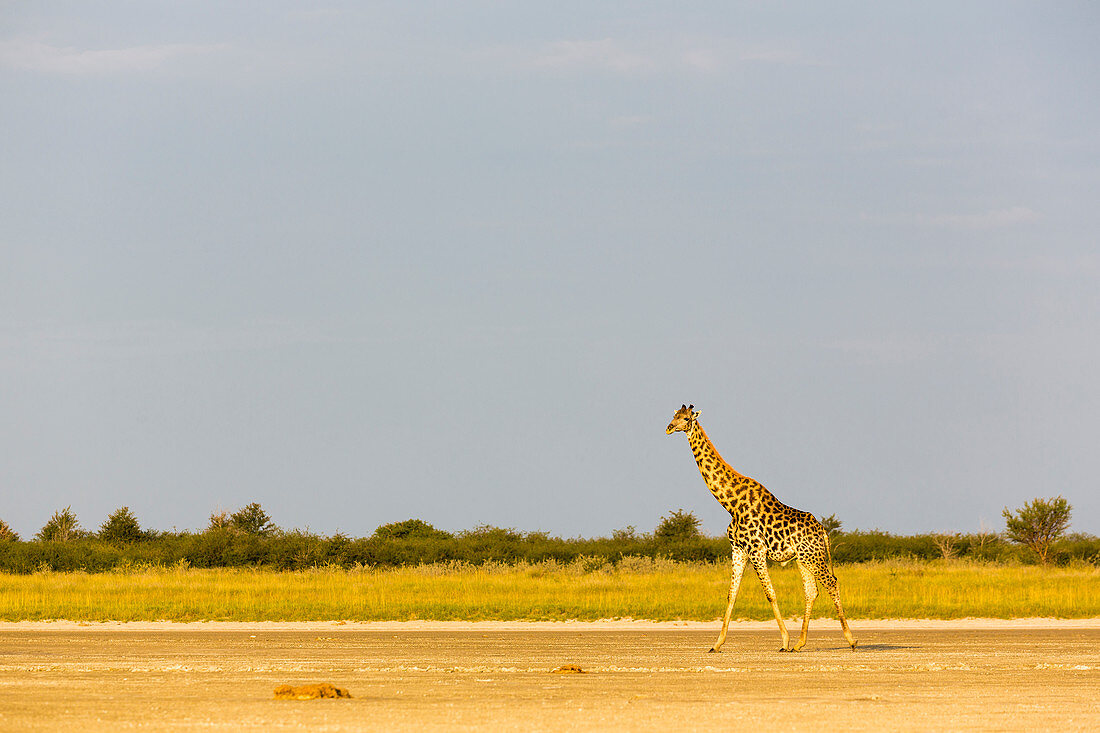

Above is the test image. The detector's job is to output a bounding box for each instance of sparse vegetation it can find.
[34,507,83,542]
[207,511,231,530]
[0,520,19,542]
[930,532,961,560]
[612,526,638,542]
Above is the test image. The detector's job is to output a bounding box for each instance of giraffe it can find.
[665,404,857,653]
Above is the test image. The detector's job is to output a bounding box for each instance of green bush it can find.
[654,510,701,543]
[230,503,277,536]
[829,530,940,562]
[99,507,148,544]
[1050,533,1100,566]
[373,519,453,541]
[1,506,1094,574]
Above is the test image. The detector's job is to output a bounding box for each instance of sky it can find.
[2,2,1098,540]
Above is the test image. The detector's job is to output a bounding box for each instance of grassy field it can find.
[2,558,1098,622]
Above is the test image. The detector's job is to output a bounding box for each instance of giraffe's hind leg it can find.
[819,568,857,650]
[791,560,818,652]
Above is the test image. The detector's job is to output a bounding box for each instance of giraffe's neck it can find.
[687,423,752,505]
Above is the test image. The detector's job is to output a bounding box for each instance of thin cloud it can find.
[737,42,821,66]
[0,38,226,75]
[531,38,653,73]
[607,114,652,128]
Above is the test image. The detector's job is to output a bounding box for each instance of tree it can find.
[930,532,960,560]
[0,519,19,541]
[230,503,276,535]
[818,513,843,539]
[35,506,82,542]
[1002,496,1072,565]
[207,510,231,531]
[972,519,1000,557]
[655,509,701,542]
[99,507,147,544]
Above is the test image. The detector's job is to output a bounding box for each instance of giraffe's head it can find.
[666,404,700,435]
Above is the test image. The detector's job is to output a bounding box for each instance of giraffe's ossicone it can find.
[666,404,857,653]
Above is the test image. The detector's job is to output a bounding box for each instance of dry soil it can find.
[1,621,1098,731]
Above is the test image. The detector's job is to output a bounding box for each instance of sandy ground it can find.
[1,620,1098,732]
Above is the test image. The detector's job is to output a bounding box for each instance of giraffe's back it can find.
[728,484,830,567]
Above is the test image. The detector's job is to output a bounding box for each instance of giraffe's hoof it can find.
[707,647,719,654]
[850,640,858,651]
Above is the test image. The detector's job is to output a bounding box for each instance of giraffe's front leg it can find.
[750,554,791,652]
[710,546,748,653]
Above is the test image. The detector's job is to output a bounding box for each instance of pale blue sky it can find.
[2,2,1098,538]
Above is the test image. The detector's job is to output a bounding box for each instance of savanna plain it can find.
[2,561,1099,731]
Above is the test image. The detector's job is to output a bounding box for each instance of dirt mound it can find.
[273,683,352,700]
[551,664,587,674]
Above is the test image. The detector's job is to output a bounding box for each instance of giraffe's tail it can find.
[813,513,839,570]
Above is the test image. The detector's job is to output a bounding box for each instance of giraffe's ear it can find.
[692,410,701,420]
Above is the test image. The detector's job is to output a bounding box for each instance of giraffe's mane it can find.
[694,423,746,478]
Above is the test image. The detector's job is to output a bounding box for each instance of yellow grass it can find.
[1,558,1097,622]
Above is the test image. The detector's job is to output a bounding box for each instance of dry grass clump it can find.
[273,683,351,699]
[615,555,685,574]
[551,664,587,674]
[405,555,685,578]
